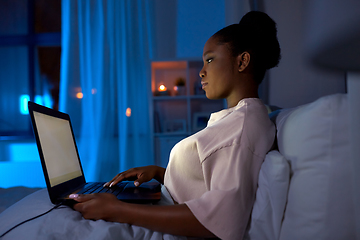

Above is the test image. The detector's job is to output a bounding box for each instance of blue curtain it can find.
[60,0,154,182]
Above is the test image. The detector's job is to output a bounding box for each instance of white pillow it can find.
[277,94,356,240]
[244,150,290,240]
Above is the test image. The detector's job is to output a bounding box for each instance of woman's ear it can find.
[237,52,250,72]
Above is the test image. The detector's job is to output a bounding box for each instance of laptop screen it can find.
[33,111,82,187]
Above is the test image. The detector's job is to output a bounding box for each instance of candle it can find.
[159,84,167,91]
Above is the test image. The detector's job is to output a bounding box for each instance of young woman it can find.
[70,11,281,239]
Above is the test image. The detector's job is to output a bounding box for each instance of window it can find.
[0,0,61,139]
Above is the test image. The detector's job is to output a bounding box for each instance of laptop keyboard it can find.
[77,182,128,196]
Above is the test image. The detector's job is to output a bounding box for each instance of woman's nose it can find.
[199,68,205,78]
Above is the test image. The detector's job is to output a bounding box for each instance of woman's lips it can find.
[201,81,208,89]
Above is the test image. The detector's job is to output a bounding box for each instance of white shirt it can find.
[164,98,275,240]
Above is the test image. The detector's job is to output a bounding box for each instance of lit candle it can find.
[159,84,167,92]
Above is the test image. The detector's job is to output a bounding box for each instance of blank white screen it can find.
[34,111,82,187]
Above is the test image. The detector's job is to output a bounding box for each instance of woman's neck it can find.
[226,84,259,108]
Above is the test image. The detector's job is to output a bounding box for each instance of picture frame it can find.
[164,119,187,133]
[192,112,211,132]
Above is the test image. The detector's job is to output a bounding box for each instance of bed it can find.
[0,187,41,214]
[0,186,186,240]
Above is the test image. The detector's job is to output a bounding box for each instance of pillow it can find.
[244,150,290,240]
[276,94,356,240]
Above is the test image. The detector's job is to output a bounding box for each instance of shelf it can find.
[152,94,207,101]
[154,132,189,137]
[189,95,207,99]
[152,95,188,101]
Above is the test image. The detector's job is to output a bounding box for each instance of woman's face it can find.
[199,36,240,102]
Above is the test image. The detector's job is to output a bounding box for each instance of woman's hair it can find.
[213,11,281,84]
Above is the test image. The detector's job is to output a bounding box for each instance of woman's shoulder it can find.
[240,99,276,155]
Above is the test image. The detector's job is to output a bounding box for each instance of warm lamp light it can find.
[76,92,83,99]
[126,108,131,117]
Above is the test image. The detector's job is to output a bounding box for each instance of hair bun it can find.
[239,11,281,69]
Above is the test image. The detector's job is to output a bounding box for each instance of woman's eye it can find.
[206,58,213,63]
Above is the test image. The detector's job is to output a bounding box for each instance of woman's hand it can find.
[103,165,166,187]
[70,193,124,222]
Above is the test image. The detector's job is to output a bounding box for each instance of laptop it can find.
[28,101,161,206]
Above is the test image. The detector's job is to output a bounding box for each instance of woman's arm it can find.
[71,193,215,238]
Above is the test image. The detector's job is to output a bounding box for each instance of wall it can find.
[152,0,177,59]
[176,0,225,58]
[154,0,232,60]
[264,0,347,108]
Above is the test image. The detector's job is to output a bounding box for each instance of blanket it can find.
[0,187,41,214]
[0,186,187,240]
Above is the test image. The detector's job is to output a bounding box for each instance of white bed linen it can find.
[0,186,186,240]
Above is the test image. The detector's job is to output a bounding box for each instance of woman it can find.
[70,11,281,239]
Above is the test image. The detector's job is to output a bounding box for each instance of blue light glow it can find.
[43,94,53,108]
[19,94,53,114]
[20,95,30,115]
[8,143,39,162]
[34,95,43,105]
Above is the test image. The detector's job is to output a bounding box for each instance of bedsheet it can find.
[0,187,41,214]
[0,186,186,240]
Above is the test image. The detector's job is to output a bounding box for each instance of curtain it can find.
[60,0,154,182]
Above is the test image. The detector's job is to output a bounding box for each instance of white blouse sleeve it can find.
[185,143,264,240]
